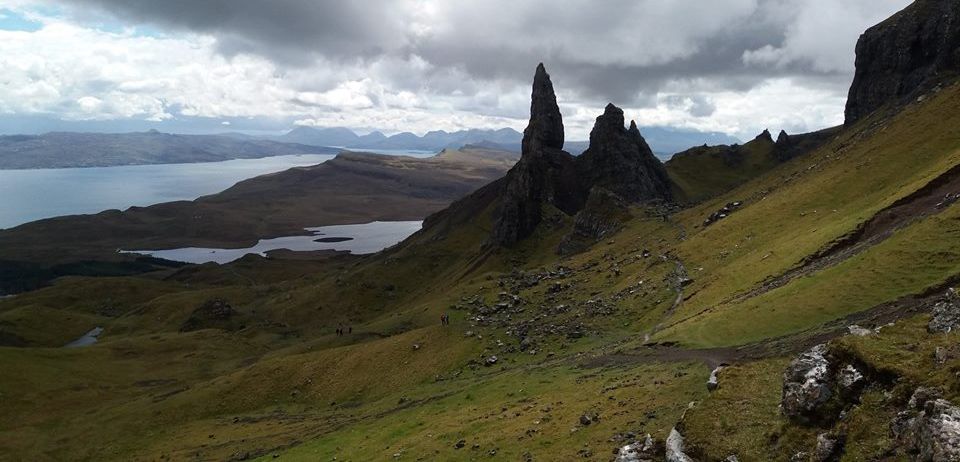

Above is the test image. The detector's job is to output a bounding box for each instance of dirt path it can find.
[724,162,960,306]
[583,280,952,370]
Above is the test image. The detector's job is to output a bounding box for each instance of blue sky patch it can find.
[0,8,42,32]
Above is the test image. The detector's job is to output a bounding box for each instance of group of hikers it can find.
[440,313,450,326]
[336,324,352,336]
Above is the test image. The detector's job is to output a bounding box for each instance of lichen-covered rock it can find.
[845,0,960,124]
[707,366,724,392]
[813,433,844,462]
[665,428,695,462]
[781,344,833,421]
[893,388,960,461]
[614,434,657,462]
[929,290,960,333]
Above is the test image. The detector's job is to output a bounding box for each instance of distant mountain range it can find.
[0,124,741,170]
[263,125,741,159]
[0,130,337,169]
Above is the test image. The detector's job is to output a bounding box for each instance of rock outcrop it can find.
[928,289,960,333]
[892,387,960,461]
[576,106,672,203]
[556,188,631,255]
[665,428,695,462]
[781,344,867,425]
[614,434,658,462]
[489,64,673,247]
[845,0,960,124]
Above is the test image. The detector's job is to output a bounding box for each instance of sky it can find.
[0,0,912,140]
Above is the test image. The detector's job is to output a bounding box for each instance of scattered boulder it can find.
[703,201,743,227]
[846,324,874,336]
[928,290,960,333]
[579,411,600,426]
[781,344,870,424]
[665,428,695,462]
[484,355,498,367]
[781,344,833,422]
[614,434,657,462]
[892,387,960,461]
[813,433,844,462]
[707,366,724,392]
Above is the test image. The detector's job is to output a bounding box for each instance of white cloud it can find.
[0,0,915,140]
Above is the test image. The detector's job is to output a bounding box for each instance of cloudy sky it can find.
[0,0,911,140]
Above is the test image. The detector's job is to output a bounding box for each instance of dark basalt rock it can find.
[489,64,584,246]
[489,64,673,247]
[556,188,632,256]
[577,107,672,204]
[845,0,960,125]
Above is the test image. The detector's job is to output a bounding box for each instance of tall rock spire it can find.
[523,63,565,154]
[488,66,674,248]
[489,64,582,246]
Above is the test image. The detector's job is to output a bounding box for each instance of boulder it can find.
[781,344,833,421]
[665,428,695,462]
[813,433,844,462]
[614,434,657,462]
[893,388,960,461]
[928,290,960,333]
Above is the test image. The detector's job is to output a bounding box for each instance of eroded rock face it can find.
[893,388,960,461]
[576,107,672,203]
[845,0,960,124]
[556,188,631,255]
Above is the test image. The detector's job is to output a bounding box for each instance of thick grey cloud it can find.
[63,0,414,64]
[9,0,914,139]
[59,0,911,106]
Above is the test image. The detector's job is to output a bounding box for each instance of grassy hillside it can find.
[3,74,960,462]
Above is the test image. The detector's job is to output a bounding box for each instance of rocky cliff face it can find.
[845,0,960,124]
[576,106,672,203]
[488,64,673,247]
